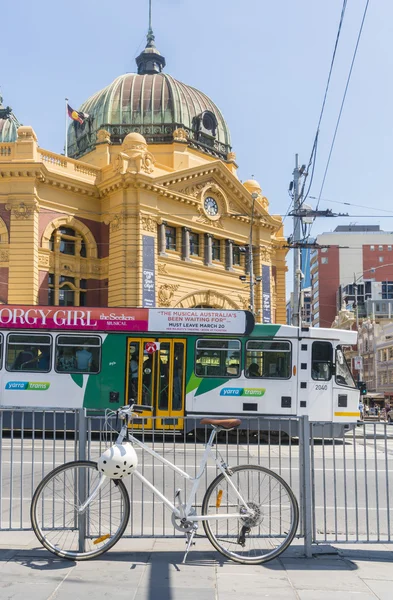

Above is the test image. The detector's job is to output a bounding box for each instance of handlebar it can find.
[117,403,153,417]
[133,404,153,413]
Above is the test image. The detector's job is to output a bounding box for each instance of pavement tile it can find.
[346,559,393,580]
[216,559,286,577]
[297,591,377,600]
[362,579,393,600]
[0,531,37,548]
[0,558,75,581]
[0,548,16,561]
[283,562,372,593]
[217,589,298,599]
[138,561,216,588]
[55,580,143,600]
[281,557,352,570]
[133,588,216,600]
[0,581,59,600]
[337,546,393,561]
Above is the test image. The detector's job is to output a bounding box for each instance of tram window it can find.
[55,335,101,373]
[6,333,52,372]
[311,341,333,381]
[245,340,291,379]
[195,339,241,378]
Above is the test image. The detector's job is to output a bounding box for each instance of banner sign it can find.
[262,264,271,324]
[142,235,156,308]
[0,307,253,334]
[354,356,363,370]
[148,309,248,334]
[0,307,149,332]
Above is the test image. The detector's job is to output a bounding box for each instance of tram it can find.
[0,305,359,437]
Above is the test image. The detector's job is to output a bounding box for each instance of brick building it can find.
[311,225,393,328]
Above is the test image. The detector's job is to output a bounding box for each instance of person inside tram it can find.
[129,347,139,401]
[76,346,93,371]
[57,347,77,371]
[247,362,260,377]
[142,355,153,405]
[12,346,35,370]
[36,346,51,371]
[312,362,330,381]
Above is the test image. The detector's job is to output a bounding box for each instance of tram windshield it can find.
[335,346,356,388]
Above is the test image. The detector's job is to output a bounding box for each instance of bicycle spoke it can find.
[202,465,298,564]
[31,461,130,560]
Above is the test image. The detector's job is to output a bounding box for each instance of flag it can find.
[67,104,88,124]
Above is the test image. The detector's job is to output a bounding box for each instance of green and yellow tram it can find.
[0,306,359,436]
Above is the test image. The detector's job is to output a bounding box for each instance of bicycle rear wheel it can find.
[31,460,130,560]
[202,465,299,564]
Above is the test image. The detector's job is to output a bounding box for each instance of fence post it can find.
[78,408,87,553]
[300,415,313,557]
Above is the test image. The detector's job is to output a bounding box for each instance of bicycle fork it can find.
[77,474,107,513]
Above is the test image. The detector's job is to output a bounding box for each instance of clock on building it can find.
[204,196,219,217]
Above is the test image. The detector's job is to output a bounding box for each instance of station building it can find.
[0,30,287,322]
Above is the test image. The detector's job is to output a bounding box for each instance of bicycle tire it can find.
[202,464,299,564]
[31,460,130,561]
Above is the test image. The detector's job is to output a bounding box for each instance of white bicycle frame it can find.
[79,419,252,522]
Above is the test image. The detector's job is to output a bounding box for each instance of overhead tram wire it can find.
[313,0,371,215]
[309,195,393,215]
[298,0,348,210]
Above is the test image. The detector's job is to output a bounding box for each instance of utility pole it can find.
[292,154,301,326]
[353,272,359,331]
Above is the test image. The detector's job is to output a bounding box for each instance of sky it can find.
[1,0,391,295]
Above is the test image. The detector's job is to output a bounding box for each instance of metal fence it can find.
[311,421,393,544]
[1,407,393,554]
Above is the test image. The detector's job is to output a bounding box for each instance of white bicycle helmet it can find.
[97,443,138,478]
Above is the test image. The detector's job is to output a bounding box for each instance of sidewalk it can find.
[1,532,393,599]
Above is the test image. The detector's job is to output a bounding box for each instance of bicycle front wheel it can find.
[31,460,130,560]
[202,465,299,564]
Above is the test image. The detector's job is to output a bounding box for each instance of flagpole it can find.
[65,97,68,157]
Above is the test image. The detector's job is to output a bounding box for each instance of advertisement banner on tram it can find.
[0,306,253,335]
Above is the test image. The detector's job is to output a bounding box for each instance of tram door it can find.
[126,338,186,430]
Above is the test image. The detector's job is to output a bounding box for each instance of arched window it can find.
[49,227,86,257]
[47,227,88,307]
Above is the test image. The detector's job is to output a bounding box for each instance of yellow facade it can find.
[0,124,287,321]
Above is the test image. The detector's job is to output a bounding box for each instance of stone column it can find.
[7,199,39,305]
[226,239,234,270]
[53,231,61,305]
[182,227,190,261]
[205,234,212,266]
[74,236,82,306]
[244,248,250,275]
[108,210,138,307]
[274,249,287,325]
[159,222,167,256]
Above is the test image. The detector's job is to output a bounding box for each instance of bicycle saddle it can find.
[200,418,241,429]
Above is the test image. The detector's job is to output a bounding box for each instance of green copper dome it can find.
[67,38,231,160]
[0,94,21,143]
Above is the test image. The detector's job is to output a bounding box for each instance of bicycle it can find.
[31,404,299,564]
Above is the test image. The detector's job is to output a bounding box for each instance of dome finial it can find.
[136,0,166,75]
[146,0,154,46]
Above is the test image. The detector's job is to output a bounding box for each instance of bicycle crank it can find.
[171,506,198,532]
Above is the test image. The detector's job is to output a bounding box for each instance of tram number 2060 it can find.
[315,384,328,391]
